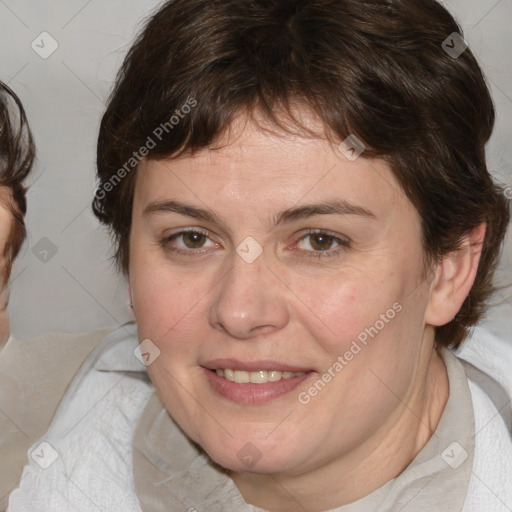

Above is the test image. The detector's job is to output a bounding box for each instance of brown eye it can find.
[161,228,218,256]
[308,233,336,251]
[182,231,207,249]
[294,230,350,259]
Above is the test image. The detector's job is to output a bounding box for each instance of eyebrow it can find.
[143,198,376,228]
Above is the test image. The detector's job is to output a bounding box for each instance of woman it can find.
[0,83,34,346]
[0,81,36,506]
[4,0,512,511]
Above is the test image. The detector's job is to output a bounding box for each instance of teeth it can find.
[215,369,305,384]
[250,370,267,384]
[233,370,250,383]
[269,371,281,382]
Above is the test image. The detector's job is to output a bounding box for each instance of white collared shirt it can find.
[7,323,512,511]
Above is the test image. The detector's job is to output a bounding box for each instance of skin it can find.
[129,110,484,511]
[0,186,14,346]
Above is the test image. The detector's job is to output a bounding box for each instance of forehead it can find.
[133,111,412,224]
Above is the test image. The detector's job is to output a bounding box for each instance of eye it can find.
[293,230,350,258]
[161,228,218,255]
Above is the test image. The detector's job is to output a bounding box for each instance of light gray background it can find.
[0,0,511,340]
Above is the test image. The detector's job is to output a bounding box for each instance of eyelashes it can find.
[160,228,350,260]
[294,230,350,258]
[160,228,217,256]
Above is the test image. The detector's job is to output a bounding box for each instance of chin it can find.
[199,433,303,475]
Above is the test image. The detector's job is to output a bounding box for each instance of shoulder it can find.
[0,326,115,511]
[454,326,512,511]
[455,325,512,426]
[38,322,153,440]
[0,327,116,431]
[6,324,153,512]
[0,327,113,375]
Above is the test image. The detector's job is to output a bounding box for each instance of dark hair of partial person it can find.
[0,82,34,284]
[93,0,510,349]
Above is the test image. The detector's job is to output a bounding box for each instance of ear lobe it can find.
[424,223,486,327]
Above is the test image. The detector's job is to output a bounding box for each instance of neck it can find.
[231,344,449,512]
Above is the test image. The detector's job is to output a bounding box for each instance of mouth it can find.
[214,368,306,384]
[201,360,315,404]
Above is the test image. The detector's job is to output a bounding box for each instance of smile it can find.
[204,366,313,404]
[215,369,306,384]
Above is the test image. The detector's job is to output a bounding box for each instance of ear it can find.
[424,223,486,327]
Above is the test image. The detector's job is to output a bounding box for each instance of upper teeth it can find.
[215,369,305,384]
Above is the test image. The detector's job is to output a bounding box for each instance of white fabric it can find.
[457,327,512,512]
[463,380,512,511]
[7,325,512,512]
[8,325,152,512]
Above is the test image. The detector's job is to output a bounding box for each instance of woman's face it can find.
[129,113,438,476]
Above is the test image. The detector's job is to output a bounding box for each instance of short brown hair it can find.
[0,82,34,284]
[93,0,510,348]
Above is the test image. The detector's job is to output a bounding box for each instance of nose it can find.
[208,253,289,340]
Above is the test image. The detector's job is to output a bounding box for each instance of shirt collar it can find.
[94,322,147,373]
[131,346,475,512]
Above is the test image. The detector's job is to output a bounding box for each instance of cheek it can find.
[286,264,404,353]
[130,238,178,329]
[129,252,213,362]
[132,273,197,336]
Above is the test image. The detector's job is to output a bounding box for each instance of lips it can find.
[201,359,314,404]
